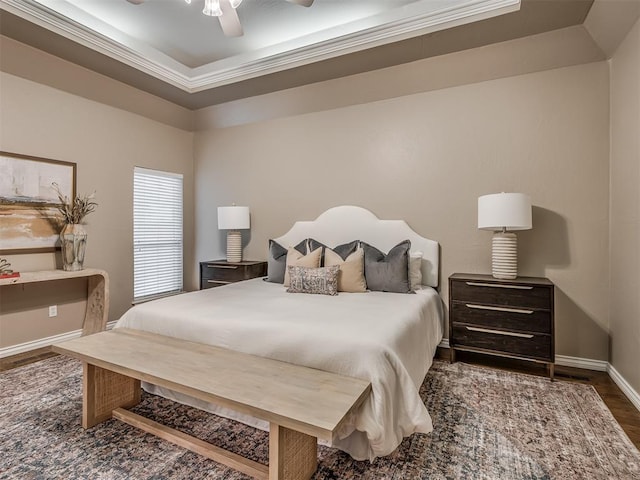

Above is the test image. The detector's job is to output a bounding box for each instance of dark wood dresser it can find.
[200,260,267,290]
[449,273,555,379]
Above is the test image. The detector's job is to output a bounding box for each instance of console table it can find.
[0,268,110,335]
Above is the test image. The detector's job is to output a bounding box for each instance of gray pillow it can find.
[308,239,359,264]
[266,239,307,283]
[361,240,412,293]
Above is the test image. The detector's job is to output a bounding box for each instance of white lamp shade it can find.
[478,193,532,231]
[218,206,250,230]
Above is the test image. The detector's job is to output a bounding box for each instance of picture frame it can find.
[0,151,77,254]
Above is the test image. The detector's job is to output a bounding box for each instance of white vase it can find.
[60,224,87,271]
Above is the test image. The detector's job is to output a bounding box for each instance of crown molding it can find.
[1,0,192,89]
[1,0,520,93]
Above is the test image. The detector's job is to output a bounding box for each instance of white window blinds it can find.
[133,167,183,301]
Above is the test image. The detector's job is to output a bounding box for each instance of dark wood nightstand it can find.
[199,260,267,290]
[449,273,555,379]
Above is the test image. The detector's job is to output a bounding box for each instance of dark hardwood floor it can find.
[2,346,639,450]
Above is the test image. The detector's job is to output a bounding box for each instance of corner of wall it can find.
[583,0,640,58]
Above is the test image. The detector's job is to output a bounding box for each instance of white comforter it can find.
[115,278,443,461]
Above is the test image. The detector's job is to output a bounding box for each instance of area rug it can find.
[1,356,639,479]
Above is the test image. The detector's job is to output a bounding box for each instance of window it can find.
[133,167,183,302]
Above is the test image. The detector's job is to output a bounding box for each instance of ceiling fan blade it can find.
[286,0,314,6]
[126,0,145,4]
[218,0,243,37]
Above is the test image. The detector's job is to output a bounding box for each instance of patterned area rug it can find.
[1,356,639,479]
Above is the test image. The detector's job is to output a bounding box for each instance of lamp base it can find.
[226,231,243,263]
[491,232,518,280]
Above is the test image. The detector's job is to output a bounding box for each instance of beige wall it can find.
[609,18,640,393]
[0,35,194,131]
[194,60,611,361]
[196,26,604,130]
[0,22,619,370]
[1,278,89,346]
[0,72,195,348]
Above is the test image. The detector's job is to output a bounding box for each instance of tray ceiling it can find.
[2,0,520,90]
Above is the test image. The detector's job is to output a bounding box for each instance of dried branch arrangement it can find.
[52,182,98,224]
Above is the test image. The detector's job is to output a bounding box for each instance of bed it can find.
[115,205,443,461]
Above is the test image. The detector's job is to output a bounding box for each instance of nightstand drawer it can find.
[450,301,552,334]
[451,323,552,361]
[450,279,552,309]
[203,263,251,283]
[199,260,267,290]
[203,279,234,288]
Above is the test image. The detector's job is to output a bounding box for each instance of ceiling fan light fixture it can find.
[184,0,191,4]
[203,0,222,17]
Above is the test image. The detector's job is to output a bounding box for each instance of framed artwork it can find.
[0,151,77,254]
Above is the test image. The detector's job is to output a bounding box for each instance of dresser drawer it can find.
[451,323,552,362]
[450,279,552,310]
[450,301,552,334]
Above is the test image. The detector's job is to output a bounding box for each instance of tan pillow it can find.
[283,246,322,286]
[409,251,423,291]
[324,247,367,293]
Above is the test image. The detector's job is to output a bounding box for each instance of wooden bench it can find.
[53,328,371,480]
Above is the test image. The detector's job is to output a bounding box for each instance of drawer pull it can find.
[466,303,534,315]
[465,281,533,290]
[465,326,534,339]
[207,265,238,269]
[207,280,232,284]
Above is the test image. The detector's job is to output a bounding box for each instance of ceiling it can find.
[0,0,595,109]
[57,0,429,69]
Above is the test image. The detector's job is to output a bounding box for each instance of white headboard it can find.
[273,205,440,288]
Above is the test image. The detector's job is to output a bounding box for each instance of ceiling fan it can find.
[126,0,314,37]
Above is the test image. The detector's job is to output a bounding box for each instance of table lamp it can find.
[478,193,532,279]
[218,205,250,263]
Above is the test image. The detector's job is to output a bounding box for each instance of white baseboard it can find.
[0,320,118,359]
[608,364,640,412]
[555,354,608,372]
[0,329,83,358]
[439,340,609,372]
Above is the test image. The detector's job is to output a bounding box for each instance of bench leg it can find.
[269,423,317,480]
[83,363,141,428]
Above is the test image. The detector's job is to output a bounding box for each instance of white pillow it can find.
[409,251,423,291]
